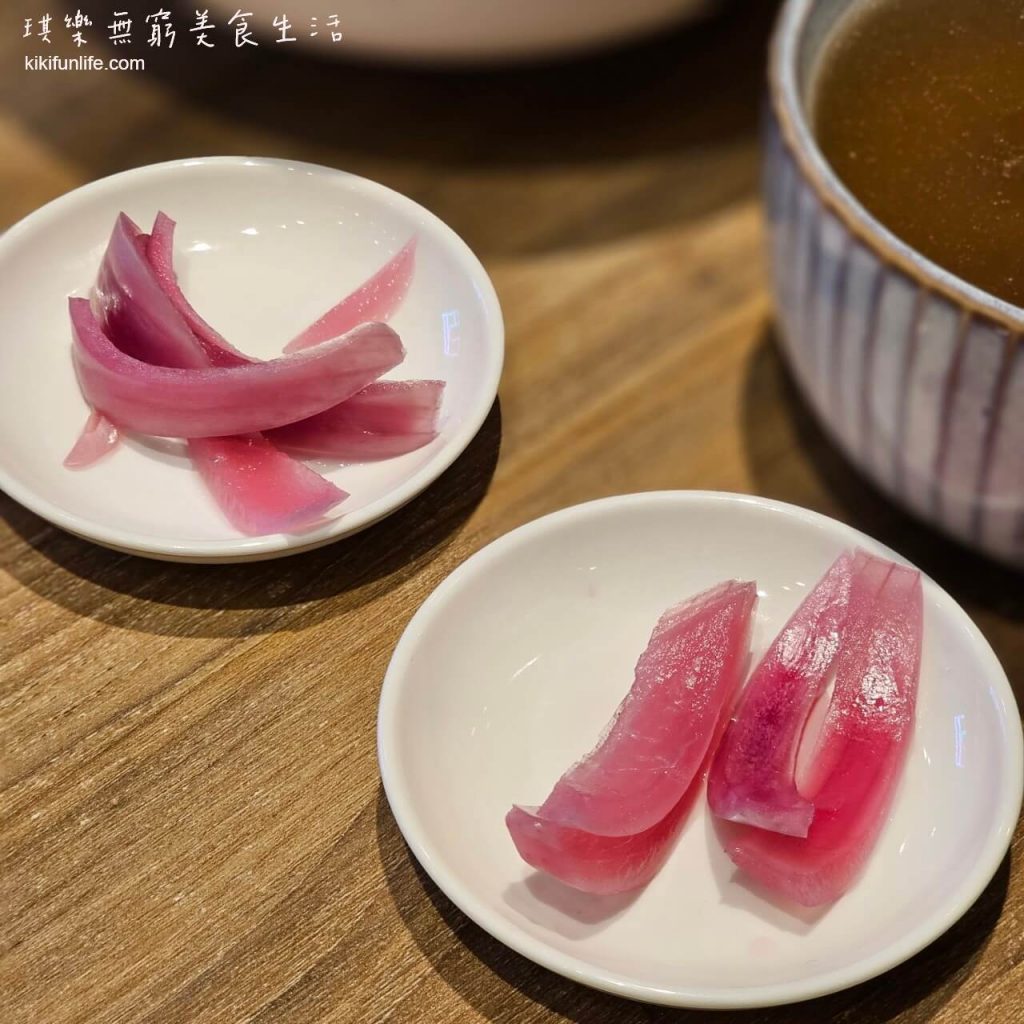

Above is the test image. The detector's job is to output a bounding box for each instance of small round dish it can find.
[378,492,1023,1008]
[0,157,503,563]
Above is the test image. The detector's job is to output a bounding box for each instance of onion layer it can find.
[266,380,444,460]
[283,237,417,353]
[71,297,405,438]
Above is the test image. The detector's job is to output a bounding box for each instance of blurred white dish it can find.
[378,491,1022,1008]
[0,157,503,562]
[207,0,711,63]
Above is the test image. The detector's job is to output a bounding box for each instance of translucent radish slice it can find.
[63,410,121,468]
[283,237,417,353]
[513,581,757,844]
[266,380,445,460]
[71,298,405,438]
[188,435,347,536]
[716,563,923,907]
[707,549,891,838]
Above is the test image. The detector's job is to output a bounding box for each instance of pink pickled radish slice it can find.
[71,297,405,438]
[515,580,757,843]
[188,435,347,535]
[707,549,890,838]
[266,380,445,460]
[145,212,250,367]
[717,562,922,907]
[63,410,121,468]
[283,237,417,353]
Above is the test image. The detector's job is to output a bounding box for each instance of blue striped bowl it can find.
[767,0,1024,568]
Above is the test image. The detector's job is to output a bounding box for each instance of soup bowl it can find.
[766,0,1024,568]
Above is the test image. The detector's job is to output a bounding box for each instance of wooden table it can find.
[2,4,1021,1022]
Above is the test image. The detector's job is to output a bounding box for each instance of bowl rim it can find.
[769,0,1024,336]
[0,155,504,562]
[377,490,1024,1009]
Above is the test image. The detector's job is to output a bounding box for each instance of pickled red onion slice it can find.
[96,219,350,532]
[63,410,121,469]
[707,549,892,838]
[67,212,429,533]
[70,297,405,438]
[505,582,755,892]
[145,212,250,368]
[145,215,442,453]
[189,434,347,536]
[327,380,444,435]
[511,581,755,844]
[505,767,701,896]
[283,237,417,353]
[716,562,922,907]
[94,213,238,369]
[266,380,444,460]
[800,563,921,803]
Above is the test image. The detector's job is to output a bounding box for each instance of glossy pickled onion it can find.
[70,298,405,438]
[505,764,702,896]
[94,213,243,369]
[145,212,250,367]
[145,215,442,455]
[99,220,350,532]
[189,434,347,535]
[283,237,417,353]
[327,380,444,434]
[266,380,444,460]
[707,549,892,837]
[63,410,121,468]
[506,581,755,892]
[800,564,920,802]
[510,578,754,831]
[716,562,922,907]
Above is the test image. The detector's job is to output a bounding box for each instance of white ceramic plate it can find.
[378,492,1023,1008]
[0,157,503,562]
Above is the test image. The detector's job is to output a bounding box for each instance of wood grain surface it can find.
[2,3,1021,1022]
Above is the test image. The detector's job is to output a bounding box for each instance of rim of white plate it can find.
[377,491,1024,1009]
[0,156,504,562]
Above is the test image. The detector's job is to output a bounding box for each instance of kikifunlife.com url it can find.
[25,54,144,71]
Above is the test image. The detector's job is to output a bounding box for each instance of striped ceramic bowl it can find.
[766,0,1024,568]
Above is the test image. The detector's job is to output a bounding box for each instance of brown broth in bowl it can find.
[812,0,1024,309]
